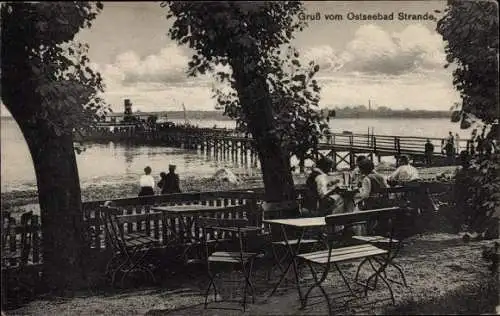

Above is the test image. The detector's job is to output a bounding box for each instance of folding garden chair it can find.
[2,212,35,268]
[199,217,264,312]
[297,207,408,316]
[261,201,325,278]
[100,205,160,287]
[353,205,417,289]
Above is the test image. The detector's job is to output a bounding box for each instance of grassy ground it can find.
[5,233,498,315]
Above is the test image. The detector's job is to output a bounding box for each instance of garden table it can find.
[263,217,327,303]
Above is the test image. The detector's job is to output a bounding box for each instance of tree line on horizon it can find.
[142,106,451,121]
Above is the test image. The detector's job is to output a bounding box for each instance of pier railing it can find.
[78,125,470,164]
[321,132,471,156]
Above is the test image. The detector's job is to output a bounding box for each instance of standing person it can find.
[424,139,434,166]
[387,155,420,185]
[447,131,454,145]
[455,133,461,154]
[139,166,155,196]
[447,131,455,156]
[476,135,484,156]
[444,140,455,164]
[161,165,181,194]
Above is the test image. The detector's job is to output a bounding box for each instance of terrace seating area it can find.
[2,181,497,315]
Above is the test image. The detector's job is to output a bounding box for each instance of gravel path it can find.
[7,233,498,316]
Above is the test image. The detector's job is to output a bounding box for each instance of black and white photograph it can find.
[1,1,498,315]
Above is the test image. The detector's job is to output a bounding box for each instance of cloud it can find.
[91,22,457,113]
[301,45,345,72]
[317,73,460,110]
[301,24,447,76]
[100,45,192,87]
[298,24,459,109]
[104,83,215,112]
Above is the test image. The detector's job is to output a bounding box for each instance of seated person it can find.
[354,159,390,209]
[160,165,181,194]
[353,159,390,235]
[301,157,344,217]
[138,166,155,197]
[351,155,367,188]
[387,155,420,186]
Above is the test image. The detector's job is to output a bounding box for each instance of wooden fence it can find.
[1,182,453,270]
[83,189,265,251]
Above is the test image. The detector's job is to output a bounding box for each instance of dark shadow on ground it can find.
[382,278,498,315]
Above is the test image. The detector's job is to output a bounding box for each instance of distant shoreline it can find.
[1,110,451,121]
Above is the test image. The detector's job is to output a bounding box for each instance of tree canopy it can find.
[436,0,499,238]
[163,1,328,177]
[1,2,108,133]
[163,1,325,200]
[436,0,499,128]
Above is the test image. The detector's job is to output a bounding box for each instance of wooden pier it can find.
[318,132,471,169]
[75,125,470,169]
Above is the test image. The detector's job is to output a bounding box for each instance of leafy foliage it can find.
[436,0,499,126]
[163,1,323,200]
[437,0,499,237]
[163,1,327,164]
[213,45,328,161]
[1,2,109,135]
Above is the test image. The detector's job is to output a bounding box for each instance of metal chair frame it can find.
[199,217,262,312]
[100,206,159,287]
[261,201,325,279]
[297,207,411,316]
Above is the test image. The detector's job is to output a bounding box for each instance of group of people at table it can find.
[301,154,420,217]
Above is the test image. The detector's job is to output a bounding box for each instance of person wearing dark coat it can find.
[424,139,434,166]
[158,165,181,194]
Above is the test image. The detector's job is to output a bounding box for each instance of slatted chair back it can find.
[324,207,414,244]
[1,213,13,253]
[199,217,250,259]
[19,211,34,265]
[261,200,303,242]
[198,217,249,229]
[362,186,421,210]
[1,212,36,268]
[100,205,126,253]
[261,200,300,220]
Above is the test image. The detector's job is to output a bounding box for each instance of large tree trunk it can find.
[229,54,296,202]
[2,3,88,295]
[18,120,88,295]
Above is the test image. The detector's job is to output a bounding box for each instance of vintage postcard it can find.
[1,1,498,315]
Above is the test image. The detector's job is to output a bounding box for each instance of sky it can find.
[1,1,461,116]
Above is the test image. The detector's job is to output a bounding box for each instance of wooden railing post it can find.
[32,215,40,264]
[246,193,259,227]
